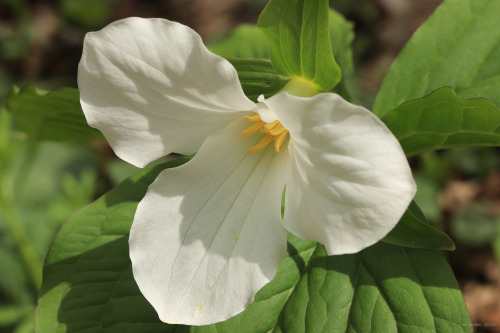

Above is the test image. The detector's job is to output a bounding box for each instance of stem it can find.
[0,109,42,292]
[0,199,43,291]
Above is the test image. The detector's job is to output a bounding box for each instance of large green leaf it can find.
[227,58,289,102]
[37,161,470,332]
[258,0,341,91]
[210,9,354,80]
[383,87,500,157]
[5,86,102,141]
[373,0,500,118]
[210,10,354,101]
[274,243,470,333]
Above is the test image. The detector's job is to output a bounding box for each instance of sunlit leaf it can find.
[374,0,500,117]
[383,87,500,157]
[274,243,470,333]
[37,160,470,332]
[210,8,354,81]
[258,0,341,90]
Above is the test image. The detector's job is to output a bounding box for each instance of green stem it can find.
[0,109,42,292]
[0,199,42,291]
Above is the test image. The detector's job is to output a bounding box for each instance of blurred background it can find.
[1,0,499,332]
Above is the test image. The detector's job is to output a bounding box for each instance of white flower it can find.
[78,17,416,325]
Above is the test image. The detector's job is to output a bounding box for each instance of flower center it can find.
[241,114,289,153]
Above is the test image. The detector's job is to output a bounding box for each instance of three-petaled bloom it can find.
[78,17,416,325]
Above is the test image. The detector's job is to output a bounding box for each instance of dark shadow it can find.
[285,241,307,273]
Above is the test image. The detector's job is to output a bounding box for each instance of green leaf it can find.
[382,87,500,157]
[382,201,455,250]
[327,9,355,101]
[227,58,289,102]
[209,9,354,81]
[36,159,190,333]
[328,9,354,78]
[275,243,471,333]
[208,25,270,59]
[37,159,470,332]
[5,86,102,141]
[373,0,500,118]
[258,0,341,90]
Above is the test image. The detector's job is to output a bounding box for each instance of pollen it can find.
[241,114,289,153]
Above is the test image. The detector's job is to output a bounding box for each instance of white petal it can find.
[78,17,255,167]
[129,118,289,325]
[265,92,416,255]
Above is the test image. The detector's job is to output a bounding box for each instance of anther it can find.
[241,120,265,136]
[245,114,261,122]
[250,134,274,153]
[241,113,289,153]
[264,120,280,130]
[274,130,288,152]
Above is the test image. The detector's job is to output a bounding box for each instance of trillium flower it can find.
[78,17,416,325]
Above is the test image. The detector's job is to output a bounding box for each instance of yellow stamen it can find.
[250,134,274,153]
[264,120,280,130]
[241,120,265,136]
[241,113,289,153]
[268,123,287,136]
[274,130,288,152]
[245,114,261,122]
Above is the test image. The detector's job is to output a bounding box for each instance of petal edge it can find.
[78,17,256,167]
[266,92,416,255]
